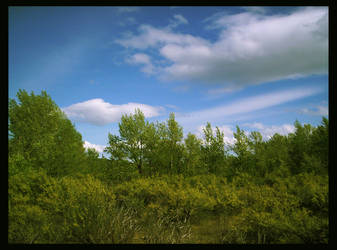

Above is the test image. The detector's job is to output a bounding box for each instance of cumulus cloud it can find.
[116,7,328,89]
[62,99,163,126]
[83,141,106,153]
[243,123,295,139]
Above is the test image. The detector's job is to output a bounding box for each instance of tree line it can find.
[8,90,329,243]
[9,89,328,182]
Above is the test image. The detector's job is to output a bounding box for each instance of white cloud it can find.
[116,7,328,89]
[115,24,209,50]
[62,99,163,126]
[243,123,295,139]
[176,87,322,126]
[83,141,106,153]
[126,53,155,74]
[299,105,328,116]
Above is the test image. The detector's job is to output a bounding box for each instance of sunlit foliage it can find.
[8,89,328,244]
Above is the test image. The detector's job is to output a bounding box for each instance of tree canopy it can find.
[9,89,86,177]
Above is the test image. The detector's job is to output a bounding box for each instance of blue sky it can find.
[8,6,328,155]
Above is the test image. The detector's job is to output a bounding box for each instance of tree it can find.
[200,123,226,175]
[309,117,328,174]
[166,113,184,174]
[201,122,214,173]
[184,133,202,176]
[263,133,291,179]
[8,89,86,177]
[104,134,127,162]
[153,121,171,175]
[231,126,252,174]
[288,121,314,175]
[117,109,148,175]
[142,122,160,175]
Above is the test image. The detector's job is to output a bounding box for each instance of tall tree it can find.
[8,89,86,177]
[288,121,314,174]
[309,117,328,174]
[117,109,148,175]
[201,123,226,174]
[231,126,252,174]
[142,122,160,175]
[166,113,184,174]
[184,133,202,176]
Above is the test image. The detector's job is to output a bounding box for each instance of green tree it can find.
[201,122,214,174]
[166,113,184,174]
[142,122,160,175]
[104,137,133,182]
[288,121,314,175]
[184,133,202,176]
[153,121,171,175]
[8,89,86,177]
[201,123,226,175]
[231,126,252,175]
[83,148,101,175]
[262,133,291,181]
[309,117,328,175]
[115,109,148,175]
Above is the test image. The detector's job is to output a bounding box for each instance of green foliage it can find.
[9,171,142,244]
[184,133,202,176]
[8,89,329,244]
[141,211,192,244]
[200,123,227,175]
[231,126,253,174]
[8,168,56,243]
[114,175,220,221]
[8,89,86,177]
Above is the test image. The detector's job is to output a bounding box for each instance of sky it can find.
[8,6,329,156]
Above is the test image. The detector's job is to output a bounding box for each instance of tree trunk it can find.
[137,159,142,175]
[257,230,261,244]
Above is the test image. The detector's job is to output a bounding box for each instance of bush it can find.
[8,169,56,243]
[9,172,143,243]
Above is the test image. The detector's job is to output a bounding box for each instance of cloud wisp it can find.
[243,123,295,139]
[298,105,328,116]
[176,86,322,126]
[116,7,328,90]
[116,7,140,13]
[62,99,163,126]
[168,14,189,29]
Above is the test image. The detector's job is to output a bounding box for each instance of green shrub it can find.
[141,210,192,244]
[8,169,56,243]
